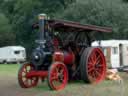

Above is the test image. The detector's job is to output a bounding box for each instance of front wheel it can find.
[18,63,39,88]
[48,62,68,90]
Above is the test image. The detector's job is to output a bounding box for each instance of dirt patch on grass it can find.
[0,75,39,96]
[0,64,127,96]
[0,74,127,96]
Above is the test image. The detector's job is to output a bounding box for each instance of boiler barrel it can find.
[53,51,75,65]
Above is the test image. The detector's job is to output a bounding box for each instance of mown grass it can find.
[0,64,127,96]
[0,64,20,76]
[34,80,126,96]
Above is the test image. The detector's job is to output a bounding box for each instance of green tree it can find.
[8,0,75,54]
[57,0,128,39]
[0,13,15,46]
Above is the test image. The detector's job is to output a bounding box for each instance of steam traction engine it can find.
[18,14,112,90]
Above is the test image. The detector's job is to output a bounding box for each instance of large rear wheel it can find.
[80,47,106,83]
[48,62,68,90]
[18,63,39,88]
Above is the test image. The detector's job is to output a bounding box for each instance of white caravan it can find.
[0,46,26,64]
[92,40,128,68]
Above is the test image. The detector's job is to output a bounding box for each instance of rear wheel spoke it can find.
[88,67,94,72]
[96,55,100,63]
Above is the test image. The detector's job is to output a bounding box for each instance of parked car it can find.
[0,46,26,64]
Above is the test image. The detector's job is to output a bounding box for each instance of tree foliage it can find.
[57,0,128,39]
[0,0,75,54]
[0,0,128,53]
[0,13,15,46]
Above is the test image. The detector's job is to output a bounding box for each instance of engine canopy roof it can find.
[33,19,112,33]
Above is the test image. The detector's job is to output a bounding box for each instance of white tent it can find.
[92,40,128,68]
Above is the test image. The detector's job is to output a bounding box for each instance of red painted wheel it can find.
[80,47,106,83]
[18,63,38,88]
[48,62,68,90]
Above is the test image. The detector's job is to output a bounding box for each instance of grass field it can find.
[0,64,127,96]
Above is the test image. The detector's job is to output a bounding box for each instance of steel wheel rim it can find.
[87,48,106,83]
[48,63,68,90]
[18,63,38,88]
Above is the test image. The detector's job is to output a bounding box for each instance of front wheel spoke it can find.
[22,75,26,78]
[51,72,57,77]
[61,78,65,83]
[32,77,36,80]
[25,66,28,72]
[60,69,64,74]
[27,79,30,85]
[23,68,27,73]
[22,77,26,82]
[22,71,26,75]
[29,79,33,86]
[51,76,58,81]
[55,67,59,73]
[59,75,64,81]
[24,79,29,84]
[29,79,32,85]
[22,69,27,73]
